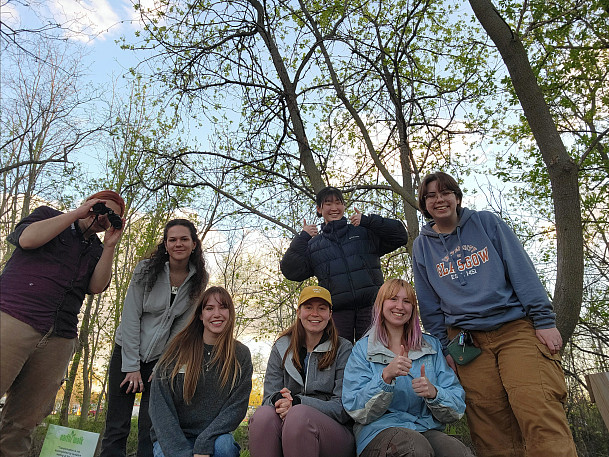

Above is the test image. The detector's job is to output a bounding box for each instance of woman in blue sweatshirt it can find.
[412,171,576,457]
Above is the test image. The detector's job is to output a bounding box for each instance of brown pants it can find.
[448,319,577,457]
[0,312,77,457]
[360,427,474,457]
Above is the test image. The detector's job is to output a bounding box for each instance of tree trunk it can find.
[78,294,97,428]
[249,0,326,192]
[59,345,81,426]
[468,0,583,341]
[96,370,109,422]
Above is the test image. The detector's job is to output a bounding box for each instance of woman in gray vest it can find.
[249,285,355,457]
[100,219,208,457]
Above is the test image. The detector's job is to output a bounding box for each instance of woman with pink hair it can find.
[342,279,473,457]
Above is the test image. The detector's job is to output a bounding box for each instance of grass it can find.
[30,415,250,457]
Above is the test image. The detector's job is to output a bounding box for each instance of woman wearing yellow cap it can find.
[249,285,355,457]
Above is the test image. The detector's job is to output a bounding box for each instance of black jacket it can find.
[280,215,408,312]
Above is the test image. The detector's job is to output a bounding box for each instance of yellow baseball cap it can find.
[298,285,332,308]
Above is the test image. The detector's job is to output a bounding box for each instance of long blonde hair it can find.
[156,286,240,403]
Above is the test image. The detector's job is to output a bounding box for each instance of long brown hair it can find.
[278,301,339,372]
[156,286,240,403]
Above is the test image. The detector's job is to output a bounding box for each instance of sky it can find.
[3,0,148,88]
[1,0,514,223]
[2,0,512,235]
[2,0,278,360]
[1,0,561,364]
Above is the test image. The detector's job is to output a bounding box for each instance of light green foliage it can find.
[483,0,608,327]
[465,2,608,448]
[5,0,609,450]
[125,0,500,247]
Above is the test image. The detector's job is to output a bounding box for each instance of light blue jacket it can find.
[342,330,465,455]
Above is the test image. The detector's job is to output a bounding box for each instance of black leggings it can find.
[99,344,157,457]
[331,306,373,343]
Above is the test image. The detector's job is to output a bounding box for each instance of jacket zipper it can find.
[304,351,312,393]
[334,232,357,305]
[144,267,191,362]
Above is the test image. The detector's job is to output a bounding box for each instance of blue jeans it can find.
[153,433,240,457]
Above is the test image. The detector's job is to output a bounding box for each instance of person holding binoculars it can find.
[0,190,125,457]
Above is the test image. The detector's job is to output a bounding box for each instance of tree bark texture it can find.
[250,0,326,193]
[468,0,583,341]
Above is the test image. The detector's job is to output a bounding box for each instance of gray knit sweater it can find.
[149,341,252,456]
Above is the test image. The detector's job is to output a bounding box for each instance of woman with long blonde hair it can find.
[149,286,252,457]
[342,279,473,457]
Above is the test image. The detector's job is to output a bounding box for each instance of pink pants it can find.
[249,404,355,457]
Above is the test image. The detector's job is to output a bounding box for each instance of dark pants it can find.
[100,344,157,457]
[332,306,373,343]
[361,428,474,457]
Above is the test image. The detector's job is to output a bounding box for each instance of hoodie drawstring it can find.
[439,227,468,286]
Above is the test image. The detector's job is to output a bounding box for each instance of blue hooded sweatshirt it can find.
[412,207,556,349]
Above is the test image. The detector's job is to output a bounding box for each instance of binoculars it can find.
[91,202,123,229]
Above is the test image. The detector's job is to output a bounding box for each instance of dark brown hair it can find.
[315,187,345,218]
[141,219,209,301]
[418,172,463,219]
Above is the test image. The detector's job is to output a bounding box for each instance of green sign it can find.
[39,424,99,457]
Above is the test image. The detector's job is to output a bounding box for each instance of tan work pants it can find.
[0,312,77,457]
[448,319,577,457]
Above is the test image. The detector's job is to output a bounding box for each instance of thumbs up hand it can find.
[302,219,319,237]
[350,208,363,226]
[382,345,412,384]
[412,364,437,399]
